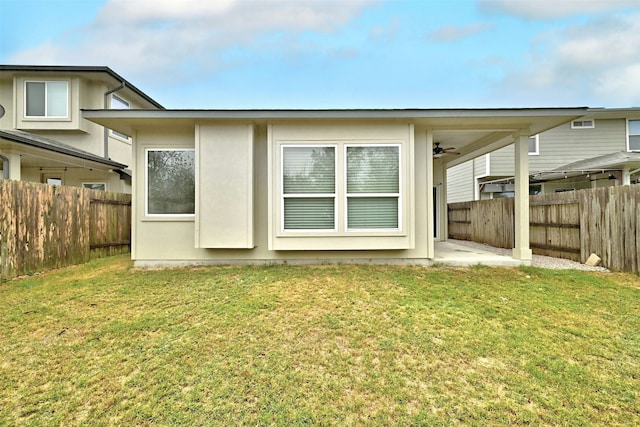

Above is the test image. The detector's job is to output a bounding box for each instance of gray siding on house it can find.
[447,160,475,202]
[474,154,489,176]
[489,119,628,175]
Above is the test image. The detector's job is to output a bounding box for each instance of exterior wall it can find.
[446,161,474,202]
[0,70,160,193]
[0,78,14,129]
[490,119,628,176]
[132,121,433,264]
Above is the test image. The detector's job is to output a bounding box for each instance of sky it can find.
[1,0,640,109]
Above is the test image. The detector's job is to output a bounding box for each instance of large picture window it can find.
[346,146,400,229]
[628,120,640,151]
[281,143,401,233]
[25,81,68,118]
[282,146,336,230]
[146,149,195,216]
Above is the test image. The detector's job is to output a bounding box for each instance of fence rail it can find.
[448,185,640,273]
[1,180,131,280]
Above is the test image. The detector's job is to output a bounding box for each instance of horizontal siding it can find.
[447,161,475,202]
[474,154,489,176]
[489,119,628,175]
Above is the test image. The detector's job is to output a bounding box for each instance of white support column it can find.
[1,152,22,180]
[622,167,631,186]
[426,128,435,258]
[513,130,532,261]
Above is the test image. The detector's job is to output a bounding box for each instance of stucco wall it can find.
[132,121,434,265]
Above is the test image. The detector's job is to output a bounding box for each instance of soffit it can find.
[82,108,587,162]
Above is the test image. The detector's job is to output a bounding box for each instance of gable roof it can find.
[0,129,127,169]
[0,65,164,109]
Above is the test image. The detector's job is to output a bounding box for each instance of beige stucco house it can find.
[84,108,586,266]
[0,65,163,192]
[447,108,640,202]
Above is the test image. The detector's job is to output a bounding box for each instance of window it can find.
[280,143,401,232]
[25,81,68,118]
[46,177,62,186]
[282,146,336,230]
[572,119,595,129]
[528,134,539,155]
[346,146,399,229]
[146,149,195,216]
[83,182,106,191]
[628,120,640,151]
[110,94,131,140]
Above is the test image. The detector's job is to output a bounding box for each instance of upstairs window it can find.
[110,94,131,140]
[528,134,539,155]
[571,119,595,129]
[628,120,640,152]
[25,81,68,118]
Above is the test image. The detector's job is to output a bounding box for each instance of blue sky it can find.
[1,0,639,109]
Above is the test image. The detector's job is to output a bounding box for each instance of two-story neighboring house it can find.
[447,108,640,202]
[0,65,163,192]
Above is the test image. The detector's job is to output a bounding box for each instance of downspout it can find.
[103,82,126,159]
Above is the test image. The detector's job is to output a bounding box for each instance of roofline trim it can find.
[0,65,164,109]
[0,130,127,169]
[82,107,589,120]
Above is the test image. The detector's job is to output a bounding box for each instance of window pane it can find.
[283,146,335,194]
[630,120,640,135]
[26,82,45,116]
[348,197,398,229]
[47,81,68,117]
[111,94,130,109]
[347,146,399,193]
[147,150,195,215]
[528,136,537,153]
[284,198,334,229]
[629,135,640,151]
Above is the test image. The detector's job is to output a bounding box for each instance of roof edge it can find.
[0,130,127,169]
[0,64,164,109]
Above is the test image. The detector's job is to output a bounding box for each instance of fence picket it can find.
[448,185,640,273]
[0,180,131,280]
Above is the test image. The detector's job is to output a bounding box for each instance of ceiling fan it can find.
[433,142,460,158]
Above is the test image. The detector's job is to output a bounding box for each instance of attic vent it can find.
[571,119,595,129]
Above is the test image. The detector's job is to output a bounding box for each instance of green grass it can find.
[1,256,638,426]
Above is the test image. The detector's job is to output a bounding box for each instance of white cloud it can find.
[493,12,640,106]
[8,0,378,82]
[428,23,491,41]
[479,0,639,20]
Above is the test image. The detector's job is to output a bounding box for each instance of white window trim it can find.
[24,80,70,119]
[344,143,402,232]
[280,144,338,232]
[145,148,195,218]
[528,134,539,156]
[110,94,132,141]
[571,119,595,129]
[627,119,640,152]
[279,142,404,235]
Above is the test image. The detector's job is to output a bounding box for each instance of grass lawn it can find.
[0,255,639,426]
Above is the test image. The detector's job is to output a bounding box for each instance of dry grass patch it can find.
[0,257,638,425]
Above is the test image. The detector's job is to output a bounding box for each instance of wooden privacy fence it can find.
[448,185,640,273]
[0,180,131,280]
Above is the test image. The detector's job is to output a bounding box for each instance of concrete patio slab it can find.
[434,241,529,267]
